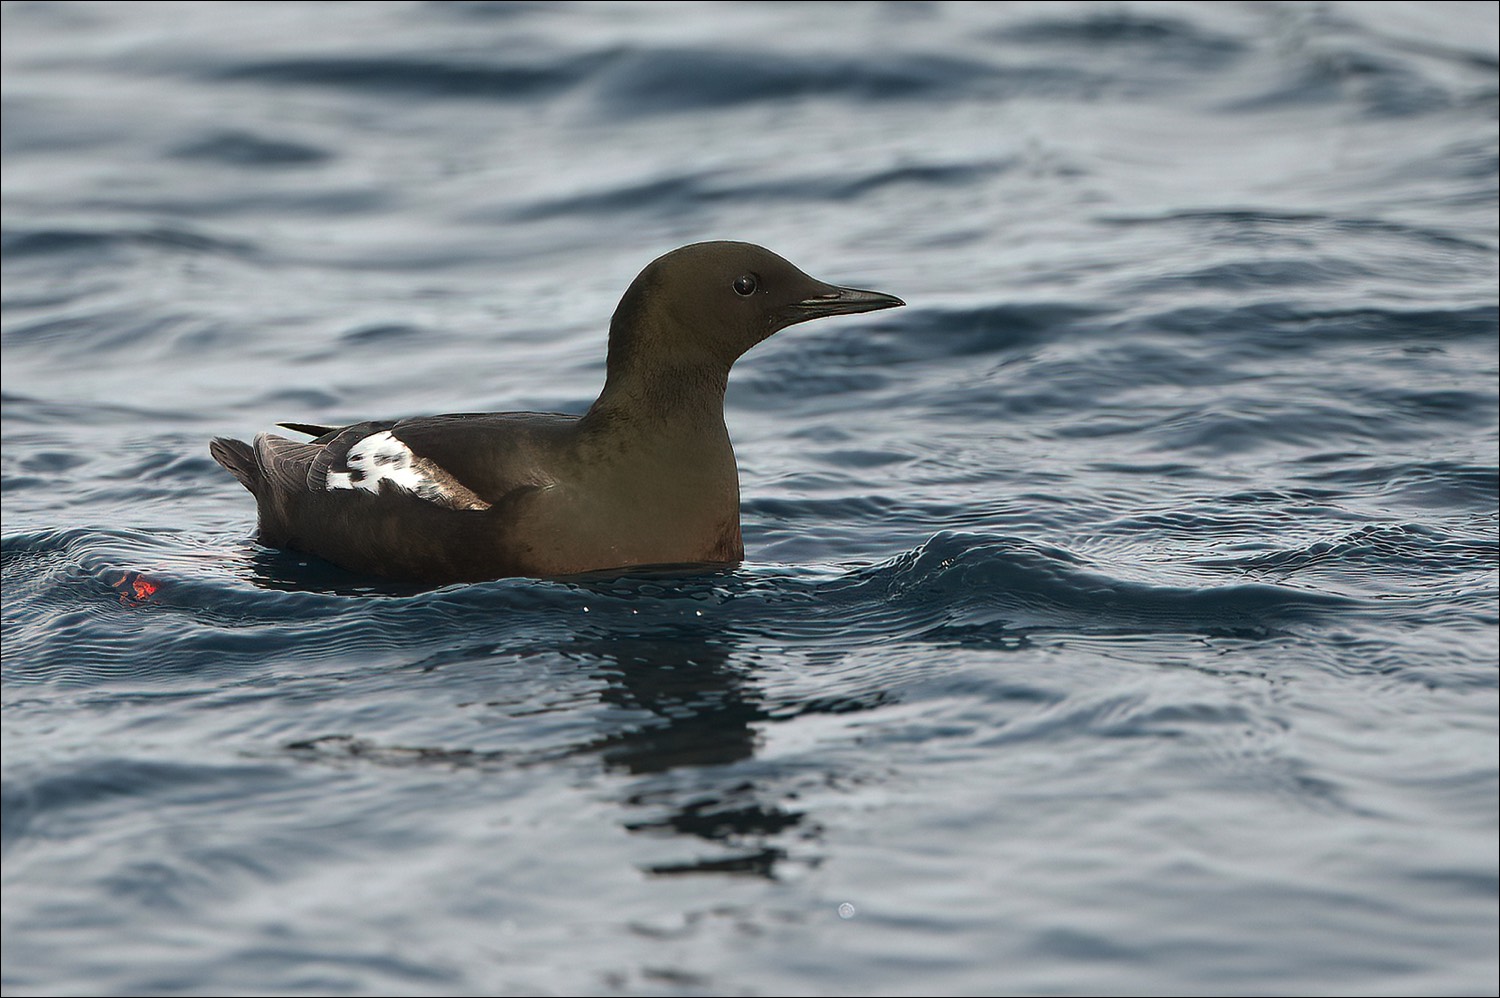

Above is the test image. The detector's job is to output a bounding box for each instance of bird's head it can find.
[607,241,905,379]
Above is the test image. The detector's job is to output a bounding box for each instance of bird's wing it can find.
[254,432,333,500]
[295,412,575,511]
[278,421,339,438]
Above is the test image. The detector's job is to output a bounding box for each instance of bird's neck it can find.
[576,343,742,558]
[585,360,730,432]
[587,304,738,427]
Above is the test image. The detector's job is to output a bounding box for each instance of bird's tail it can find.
[209,437,261,496]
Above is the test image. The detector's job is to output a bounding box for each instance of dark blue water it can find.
[3,2,1496,995]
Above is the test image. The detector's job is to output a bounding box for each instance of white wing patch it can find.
[324,430,491,510]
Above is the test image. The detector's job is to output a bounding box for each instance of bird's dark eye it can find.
[733,274,758,297]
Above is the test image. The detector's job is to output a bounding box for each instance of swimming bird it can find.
[210,241,904,583]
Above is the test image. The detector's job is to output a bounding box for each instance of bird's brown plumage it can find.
[210,241,904,583]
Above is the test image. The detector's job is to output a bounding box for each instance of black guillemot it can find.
[210,241,904,583]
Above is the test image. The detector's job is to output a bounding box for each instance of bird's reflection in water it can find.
[264,558,891,879]
[577,635,759,773]
[566,631,807,878]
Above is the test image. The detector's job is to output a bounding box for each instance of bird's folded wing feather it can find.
[274,413,573,511]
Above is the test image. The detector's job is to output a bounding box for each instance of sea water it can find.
[3,3,1496,995]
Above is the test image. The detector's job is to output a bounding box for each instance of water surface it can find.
[3,2,1497,995]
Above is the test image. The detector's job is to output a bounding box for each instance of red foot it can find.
[115,571,159,603]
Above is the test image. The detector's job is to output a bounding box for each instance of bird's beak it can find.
[780,284,905,328]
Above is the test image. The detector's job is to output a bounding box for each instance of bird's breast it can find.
[509,444,742,574]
